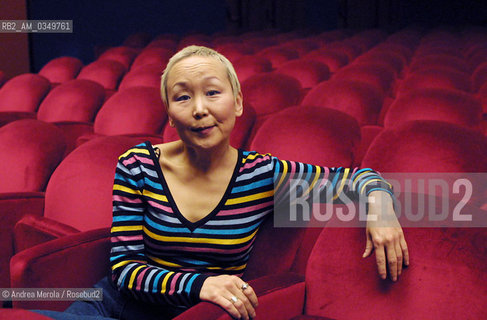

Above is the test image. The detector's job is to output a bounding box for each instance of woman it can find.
[37,46,408,320]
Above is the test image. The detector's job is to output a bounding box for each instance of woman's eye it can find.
[207,90,220,96]
[175,95,190,101]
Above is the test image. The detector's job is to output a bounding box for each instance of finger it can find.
[395,240,403,276]
[233,287,255,319]
[363,233,373,258]
[241,283,258,309]
[231,294,251,320]
[386,241,398,281]
[214,295,241,320]
[375,244,387,280]
[400,235,410,266]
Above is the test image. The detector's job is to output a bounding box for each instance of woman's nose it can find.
[192,96,208,119]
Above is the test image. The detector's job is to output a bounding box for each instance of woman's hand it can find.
[200,275,258,320]
[363,191,409,281]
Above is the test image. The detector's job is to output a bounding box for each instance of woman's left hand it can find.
[362,191,409,281]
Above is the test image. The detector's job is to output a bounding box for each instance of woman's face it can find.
[166,55,243,151]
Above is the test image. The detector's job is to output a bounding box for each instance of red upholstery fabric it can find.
[241,73,302,116]
[97,46,139,70]
[304,220,487,319]
[355,50,407,76]
[396,69,472,95]
[146,38,178,51]
[130,47,174,71]
[53,121,95,156]
[43,135,162,231]
[0,119,66,193]
[14,214,79,252]
[280,38,321,57]
[477,81,487,113]
[232,55,273,83]
[332,63,396,95]
[250,106,360,168]
[361,120,487,173]
[163,104,256,149]
[324,42,362,61]
[37,79,105,122]
[303,49,349,73]
[94,86,167,136]
[214,43,253,63]
[118,64,163,90]
[383,89,482,129]
[0,193,44,288]
[355,125,384,166]
[0,74,50,112]
[302,79,383,126]
[472,61,487,92]
[275,59,330,89]
[38,56,83,84]
[76,60,126,91]
[408,54,468,74]
[10,228,111,311]
[0,70,6,88]
[0,111,36,128]
[256,46,299,68]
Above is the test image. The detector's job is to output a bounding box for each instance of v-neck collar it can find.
[145,141,242,232]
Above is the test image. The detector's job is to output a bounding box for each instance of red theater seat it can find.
[97,46,139,70]
[301,79,383,126]
[146,38,178,51]
[118,63,163,90]
[241,73,302,117]
[361,120,487,172]
[130,47,174,71]
[407,54,468,74]
[38,56,83,84]
[36,79,105,123]
[0,70,6,88]
[250,106,360,168]
[396,68,472,95]
[472,61,487,92]
[303,49,349,73]
[214,43,253,63]
[383,89,482,130]
[256,46,300,68]
[233,55,273,82]
[332,63,396,96]
[77,60,126,91]
[275,59,330,89]
[0,74,50,126]
[92,86,167,137]
[0,119,66,288]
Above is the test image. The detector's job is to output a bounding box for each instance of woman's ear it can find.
[168,117,175,127]
[235,91,243,117]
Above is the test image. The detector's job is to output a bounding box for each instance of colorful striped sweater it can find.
[110,141,392,308]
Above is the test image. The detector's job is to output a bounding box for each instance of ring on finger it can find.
[241,282,249,291]
[230,296,238,304]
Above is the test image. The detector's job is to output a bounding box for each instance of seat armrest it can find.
[10,227,111,311]
[14,215,80,252]
[174,273,306,320]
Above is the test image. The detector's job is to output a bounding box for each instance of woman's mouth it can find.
[190,125,215,135]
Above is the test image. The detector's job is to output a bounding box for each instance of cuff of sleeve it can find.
[189,273,210,305]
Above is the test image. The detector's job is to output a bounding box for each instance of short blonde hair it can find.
[160,45,241,107]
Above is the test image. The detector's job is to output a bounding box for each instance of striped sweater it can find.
[110,141,392,308]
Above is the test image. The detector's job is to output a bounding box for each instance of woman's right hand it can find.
[199,275,258,319]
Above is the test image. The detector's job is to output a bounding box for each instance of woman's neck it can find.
[181,142,237,174]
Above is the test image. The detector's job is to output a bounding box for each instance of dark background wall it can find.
[1,0,487,77]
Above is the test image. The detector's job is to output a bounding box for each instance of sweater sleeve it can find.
[271,157,393,207]
[109,150,209,308]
